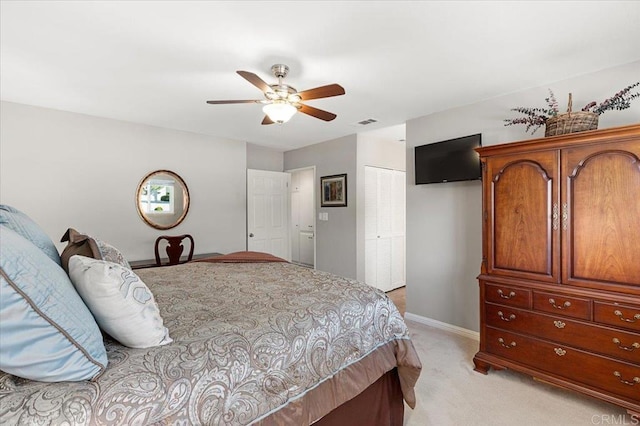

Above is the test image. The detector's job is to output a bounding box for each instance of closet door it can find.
[290,169,315,267]
[298,231,314,266]
[390,170,406,289]
[291,190,300,263]
[376,168,393,291]
[561,140,640,294]
[485,150,560,283]
[364,166,405,292]
[365,166,380,289]
[299,168,315,231]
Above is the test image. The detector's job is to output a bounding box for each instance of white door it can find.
[365,166,379,288]
[288,167,315,267]
[247,169,290,260]
[299,231,315,265]
[364,166,406,292]
[291,190,301,263]
[390,170,406,289]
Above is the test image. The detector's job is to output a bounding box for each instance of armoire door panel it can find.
[562,141,640,292]
[487,150,560,282]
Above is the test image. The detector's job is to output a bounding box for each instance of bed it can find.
[0,219,422,426]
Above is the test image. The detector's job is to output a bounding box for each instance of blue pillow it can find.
[0,226,107,381]
[0,205,61,266]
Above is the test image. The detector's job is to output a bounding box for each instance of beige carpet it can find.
[404,320,631,426]
[387,286,406,317]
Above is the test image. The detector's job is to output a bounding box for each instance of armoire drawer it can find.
[485,303,640,363]
[485,327,640,402]
[595,302,640,333]
[485,283,531,309]
[533,291,591,320]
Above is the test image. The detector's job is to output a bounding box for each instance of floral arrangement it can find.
[504,81,640,134]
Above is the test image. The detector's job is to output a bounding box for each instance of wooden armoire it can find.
[473,124,640,416]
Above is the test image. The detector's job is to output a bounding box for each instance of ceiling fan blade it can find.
[297,84,345,101]
[237,70,272,94]
[206,100,261,104]
[261,115,275,125]
[298,104,337,121]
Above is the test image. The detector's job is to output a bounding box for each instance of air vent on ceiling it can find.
[354,118,378,126]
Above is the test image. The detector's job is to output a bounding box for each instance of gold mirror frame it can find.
[136,170,190,230]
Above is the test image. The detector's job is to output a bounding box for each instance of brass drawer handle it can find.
[498,337,516,349]
[497,289,516,299]
[554,348,567,356]
[614,310,640,323]
[497,311,516,322]
[613,371,640,386]
[561,203,568,231]
[549,298,571,310]
[612,338,640,352]
[552,203,559,231]
[554,320,566,329]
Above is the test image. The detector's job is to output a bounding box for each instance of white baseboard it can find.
[404,312,480,341]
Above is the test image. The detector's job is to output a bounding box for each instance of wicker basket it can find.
[544,93,599,137]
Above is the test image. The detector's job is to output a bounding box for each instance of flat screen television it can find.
[414,133,482,184]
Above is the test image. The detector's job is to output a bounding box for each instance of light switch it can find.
[318,212,329,221]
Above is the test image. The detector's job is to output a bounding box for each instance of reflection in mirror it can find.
[136,170,190,230]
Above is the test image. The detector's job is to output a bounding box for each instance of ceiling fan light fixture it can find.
[263,101,297,123]
[207,65,345,125]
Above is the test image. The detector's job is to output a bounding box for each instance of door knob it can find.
[249,233,254,237]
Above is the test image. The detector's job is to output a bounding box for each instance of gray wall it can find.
[0,101,248,261]
[246,143,284,172]
[405,61,640,331]
[284,135,358,279]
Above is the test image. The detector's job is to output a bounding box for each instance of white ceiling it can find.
[2,1,639,151]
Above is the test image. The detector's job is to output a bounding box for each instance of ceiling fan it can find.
[206,64,345,125]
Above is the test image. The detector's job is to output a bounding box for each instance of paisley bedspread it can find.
[0,261,421,425]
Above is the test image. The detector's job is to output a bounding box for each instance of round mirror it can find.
[136,170,190,230]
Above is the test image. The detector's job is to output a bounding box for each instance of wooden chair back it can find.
[154,234,194,266]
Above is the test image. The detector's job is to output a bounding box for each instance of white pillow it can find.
[68,255,172,348]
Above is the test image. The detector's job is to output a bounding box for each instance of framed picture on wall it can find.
[320,174,347,207]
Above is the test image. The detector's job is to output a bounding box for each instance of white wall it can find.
[405,61,640,332]
[0,101,247,261]
[246,143,284,172]
[356,125,406,281]
[284,135,357,279]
